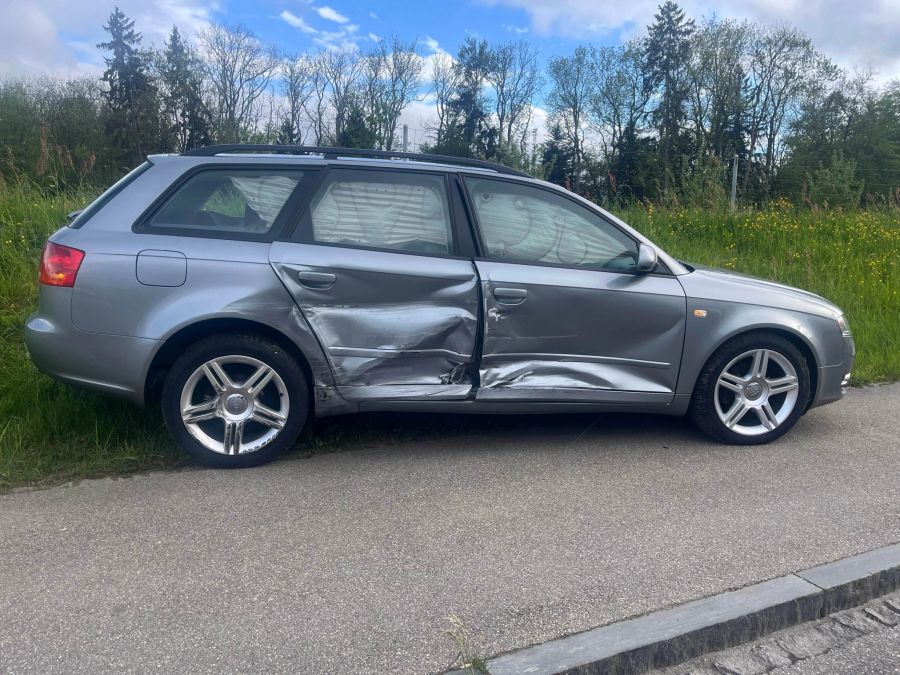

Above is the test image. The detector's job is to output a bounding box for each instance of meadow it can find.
[1,183,897,488]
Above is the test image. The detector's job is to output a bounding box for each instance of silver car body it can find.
[25,152,855,420]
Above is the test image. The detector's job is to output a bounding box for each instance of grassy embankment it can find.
[1,184,897,488]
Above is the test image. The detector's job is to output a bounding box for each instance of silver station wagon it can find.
[26,146,855,467]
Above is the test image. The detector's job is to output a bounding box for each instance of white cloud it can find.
[369,11,379,20]
[280,10,316,34]
[368,32,382,42]
[422,35,447,55]
[280,8,362,50]
[315,5,349,24]
[502,23,529,35]
[0,0,217,76]
[482,0,900,79]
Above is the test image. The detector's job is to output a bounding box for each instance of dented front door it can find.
[475,261,686,402]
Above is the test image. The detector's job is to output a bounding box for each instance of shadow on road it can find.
[288,409,708,462]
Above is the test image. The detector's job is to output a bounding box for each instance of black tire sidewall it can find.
[161,334,308,468]
[691,333,811,445]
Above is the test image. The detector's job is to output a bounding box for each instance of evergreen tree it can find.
[158,26,211,152]
[336,95,379,149]
[428,37,492,158]
[97,7,162,166]
[541,122,574,186]
[644,1,695,190]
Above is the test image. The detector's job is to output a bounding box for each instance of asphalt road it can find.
[1,385,899,674]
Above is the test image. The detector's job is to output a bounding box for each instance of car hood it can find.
[681,263,843,319]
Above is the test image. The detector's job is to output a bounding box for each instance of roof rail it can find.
[181,144,530,177]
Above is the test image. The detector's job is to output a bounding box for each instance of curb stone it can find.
[664,591,900,675]
[451,542,900,675]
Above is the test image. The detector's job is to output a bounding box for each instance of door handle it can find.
[493,287,528,304]
[297,271,336,289]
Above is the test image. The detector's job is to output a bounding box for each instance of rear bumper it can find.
[810,334,855,409]
[24,287,157,407]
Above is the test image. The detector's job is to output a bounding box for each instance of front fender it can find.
[675,298,844,398]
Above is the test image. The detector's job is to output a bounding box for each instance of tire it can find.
[690,332,811,445]
[161,334,309,468]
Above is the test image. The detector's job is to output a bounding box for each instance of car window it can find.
[309,171,452,255]
[149,169,304,234]
[465,177,639,271]
[70,162,151,229]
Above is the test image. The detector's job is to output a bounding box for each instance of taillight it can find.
[39,242,85,287]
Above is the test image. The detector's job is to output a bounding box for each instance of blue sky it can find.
[257,0,624,62]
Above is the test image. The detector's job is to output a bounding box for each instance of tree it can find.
[97,7,161,166]
[686,18,751,162]
[644,1,695,189]
[743,26,830,198]
[317,49,363,143]
[429,52,459,147]
[279,54,315,145]
[540,121,574,186]
[589,42,652,167]
[547,46,593,190]
[487,41,541,153]
[428,37,493,158]
[200,24,279,143]
[157,26,211,152]
[362,37,423,150]
[337,94,379,148]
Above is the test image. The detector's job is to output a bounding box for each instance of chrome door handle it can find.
[297,271,336,289]
[493,287,528,304]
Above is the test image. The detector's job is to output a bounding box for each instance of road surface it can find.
[1,385,898,673]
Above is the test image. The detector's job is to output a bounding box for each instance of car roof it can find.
[148,144,529,178]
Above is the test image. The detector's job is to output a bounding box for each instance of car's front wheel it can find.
[161,334,308,467]
[690,332,810,445]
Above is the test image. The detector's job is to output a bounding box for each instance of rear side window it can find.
[148,169,304,235]
[309,170,452,255]
[70,161,151,229]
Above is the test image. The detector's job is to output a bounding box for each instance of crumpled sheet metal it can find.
[479,355,673,392]
[477,271,686,395]
[273,257,479,399]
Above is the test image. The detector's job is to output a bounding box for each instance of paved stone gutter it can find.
[658,591,900,674]
[453,542,900,675]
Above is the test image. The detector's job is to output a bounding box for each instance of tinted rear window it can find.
[148,169,304,235]
[69,162,151,228]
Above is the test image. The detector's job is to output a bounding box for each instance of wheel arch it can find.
[679,323,821,409]
[682,324,820,409]
[144,317,315,407]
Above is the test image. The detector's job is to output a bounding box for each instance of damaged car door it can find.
[464,175,686,404]
[270,168,479,402]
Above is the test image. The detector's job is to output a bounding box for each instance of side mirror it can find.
[636,243,658,273]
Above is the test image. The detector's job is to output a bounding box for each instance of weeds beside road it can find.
[1,182,897,488]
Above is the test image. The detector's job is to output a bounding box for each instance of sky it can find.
[2,0,899,141]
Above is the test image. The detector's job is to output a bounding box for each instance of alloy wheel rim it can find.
[714,348,799,436]
[180,355,289,455]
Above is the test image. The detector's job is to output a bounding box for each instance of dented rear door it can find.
[270,168,479,402]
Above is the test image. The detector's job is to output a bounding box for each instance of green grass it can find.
[1,184,897,488]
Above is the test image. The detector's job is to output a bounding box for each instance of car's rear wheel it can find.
[161,334,308,467]
[690,332,810,445]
